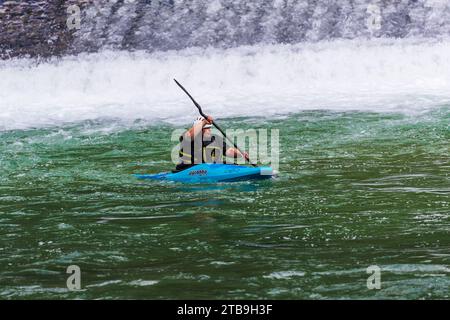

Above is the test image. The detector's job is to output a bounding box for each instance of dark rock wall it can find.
[1,0,449,60]
[0,0,90,59]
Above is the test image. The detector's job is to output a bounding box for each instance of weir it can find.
[1,0,450,59]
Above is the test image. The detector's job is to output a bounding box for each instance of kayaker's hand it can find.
[205,116,213,124]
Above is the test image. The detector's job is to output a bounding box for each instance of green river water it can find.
[0,108,449,299]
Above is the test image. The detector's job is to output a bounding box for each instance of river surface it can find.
[1,108,448,299]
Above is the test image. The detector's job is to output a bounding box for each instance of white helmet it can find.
[193,116,212,128]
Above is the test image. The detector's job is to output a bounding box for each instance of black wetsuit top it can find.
[176,133,229,171]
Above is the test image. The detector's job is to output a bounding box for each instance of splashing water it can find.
[1,38,450,131]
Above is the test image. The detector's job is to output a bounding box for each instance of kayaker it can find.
[176,116,249,171]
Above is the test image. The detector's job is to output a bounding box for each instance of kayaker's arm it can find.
[184,116,213,139]
[226,147,249,160]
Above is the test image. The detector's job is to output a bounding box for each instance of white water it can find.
[1,38,450,131]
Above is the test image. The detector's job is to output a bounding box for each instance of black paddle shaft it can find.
[173,79,257,167]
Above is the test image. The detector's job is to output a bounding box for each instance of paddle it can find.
[173,79,257,167]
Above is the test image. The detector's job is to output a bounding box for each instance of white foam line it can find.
[1,38,450,130]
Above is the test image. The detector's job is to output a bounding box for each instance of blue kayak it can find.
[135,163,274,183]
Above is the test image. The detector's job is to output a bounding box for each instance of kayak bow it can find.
[135,163,273,183]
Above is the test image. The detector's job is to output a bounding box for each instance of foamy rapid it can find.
[1,38,450,130]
